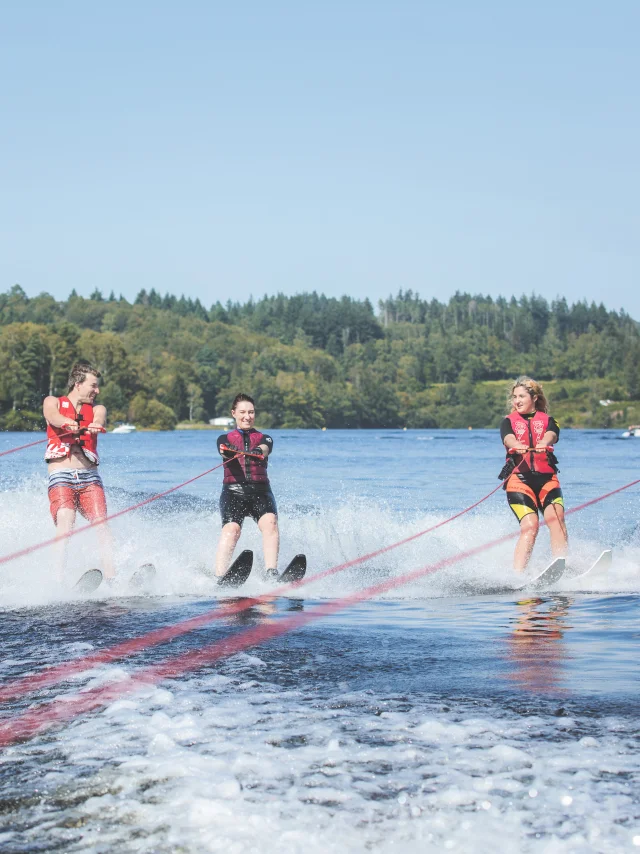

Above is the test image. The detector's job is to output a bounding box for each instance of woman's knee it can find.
[544,504,565,525]
[221,522,242,539]
[519,514,540,537]
[258,513,278,533]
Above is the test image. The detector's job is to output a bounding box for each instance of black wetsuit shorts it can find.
[505,472,563,522]
[219,484,278,526]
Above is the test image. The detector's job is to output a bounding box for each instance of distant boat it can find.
[209,417,235,429]
[111,423,137,434]
[621,425,640,438]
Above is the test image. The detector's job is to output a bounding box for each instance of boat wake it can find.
[0,475,638,608]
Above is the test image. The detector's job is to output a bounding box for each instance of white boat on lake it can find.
[111,423,137,434]
[209,417,235,428]
[621,425,640,438]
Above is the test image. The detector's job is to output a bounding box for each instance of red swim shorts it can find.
[48,473,107,524]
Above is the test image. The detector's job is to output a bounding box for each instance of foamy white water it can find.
[0,429,638,851]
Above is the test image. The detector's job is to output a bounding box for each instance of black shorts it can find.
[505,473,563,522]
[219,485,278,526]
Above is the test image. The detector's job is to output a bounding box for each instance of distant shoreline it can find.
[175,422,220,431]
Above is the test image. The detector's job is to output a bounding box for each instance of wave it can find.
[0,474,638,609]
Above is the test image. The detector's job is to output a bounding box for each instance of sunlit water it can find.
[0,429,638,852]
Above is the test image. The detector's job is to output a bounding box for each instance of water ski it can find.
[74,568,103,593]
[279,554,307,583]
[515,557,566,591]
[217,550,253,588]
[130,562,156,590]
[568,549,612,581]
[480,557,567,595]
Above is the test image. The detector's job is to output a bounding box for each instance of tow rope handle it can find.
[220,443,264,460]
[62,422,106,446]
[502,446,559,485]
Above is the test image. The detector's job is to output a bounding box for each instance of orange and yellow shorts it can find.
[505,473,563,522]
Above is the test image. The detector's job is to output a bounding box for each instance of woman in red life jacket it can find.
[42,361,115,582]
[500,376,568,571]
[214,393,279,581]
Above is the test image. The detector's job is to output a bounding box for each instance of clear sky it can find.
[1,1,638,317]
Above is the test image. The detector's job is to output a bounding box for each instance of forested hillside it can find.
[1,284,638,430]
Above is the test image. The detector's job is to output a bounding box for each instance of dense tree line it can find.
[0,284,638,430]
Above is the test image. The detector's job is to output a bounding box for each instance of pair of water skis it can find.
[73,562,158,594]
[74,553,307,594]
[216,551,307,588]
[485,549,612,595]
[75,550,608,596]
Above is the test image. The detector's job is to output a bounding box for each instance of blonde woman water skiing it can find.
[500,376,568,572]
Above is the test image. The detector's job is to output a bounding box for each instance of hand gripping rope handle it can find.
[0,474,638,748]
[219,444,264,459]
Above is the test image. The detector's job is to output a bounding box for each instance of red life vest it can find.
[222,428,270,485]
[505,410,556,475]
[45,397,100,465]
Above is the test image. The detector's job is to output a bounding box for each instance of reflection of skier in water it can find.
[504,596,572,694]
[500,377,568,572]
[214,394,279,581]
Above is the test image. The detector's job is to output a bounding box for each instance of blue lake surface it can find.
[0,428,638,852]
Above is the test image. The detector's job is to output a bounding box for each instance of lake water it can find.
[0,428,638,852]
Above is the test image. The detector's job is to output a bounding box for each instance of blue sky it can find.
[1,1,638,317]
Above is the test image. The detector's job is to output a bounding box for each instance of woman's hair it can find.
[231,393,255,411]
[508,376,549,413]
[67,361,101,393]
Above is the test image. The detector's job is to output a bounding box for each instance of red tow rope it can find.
[0,427,94,458]
[0,473,639,748]
[0,474,509,702]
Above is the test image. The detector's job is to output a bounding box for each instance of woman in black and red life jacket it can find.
[500,376,568,572]
[214,393,279,582]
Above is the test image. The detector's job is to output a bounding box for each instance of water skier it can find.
[43,361,115,583]
[214,393,279,581]
[500,376,568,572]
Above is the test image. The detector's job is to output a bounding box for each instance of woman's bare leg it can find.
[513,513,539,572]
[257,513,279,571]
[215,522,242,577]
[543,503,568,558]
